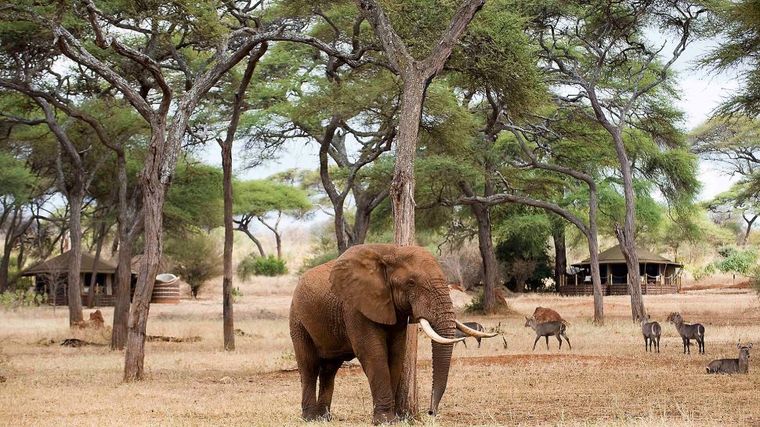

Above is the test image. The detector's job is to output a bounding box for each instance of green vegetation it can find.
[164,234,223,298]
[237,254,288,279]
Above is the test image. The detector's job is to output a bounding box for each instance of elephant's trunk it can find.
[428,294,456,416]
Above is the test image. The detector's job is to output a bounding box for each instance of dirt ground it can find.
[1,276,759,426]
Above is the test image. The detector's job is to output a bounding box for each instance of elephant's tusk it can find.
[455,320,498,338]
[419,318,464,345]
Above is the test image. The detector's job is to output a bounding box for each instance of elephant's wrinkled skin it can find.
[289,244,484,424]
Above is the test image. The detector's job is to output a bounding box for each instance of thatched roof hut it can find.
[573,245,683,267]
[21,251,135,306]
[23,251,124,275]
[559,244,682,296]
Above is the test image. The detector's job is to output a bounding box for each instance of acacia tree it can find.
[691,117,760,244]
[352,0,485,416]
[234,179,312,259]
[0,1,288,379]
[0,89,110,325]
[0,151,43,292]
[500,116,609,323]
[244,39,397,253]
[214,44,268,351]
[705,183,759,245]
[702,0,760,116]
[529,0,706,321]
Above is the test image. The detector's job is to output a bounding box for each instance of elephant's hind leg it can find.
[316,359,342,420]
[291,322,321,420]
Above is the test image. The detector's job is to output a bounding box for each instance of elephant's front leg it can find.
[352,327,396,424]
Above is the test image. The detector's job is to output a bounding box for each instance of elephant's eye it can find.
[407,279,416,286]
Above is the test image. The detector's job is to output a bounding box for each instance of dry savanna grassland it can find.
[1,270,759,426]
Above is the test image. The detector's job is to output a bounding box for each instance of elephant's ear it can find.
[330,246,397,325]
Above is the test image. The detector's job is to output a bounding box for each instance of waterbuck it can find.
[641,315,662,353]
[707,343,752,374]
[666,312,705,354]
[524,316,571,351]
[454,321,487,348]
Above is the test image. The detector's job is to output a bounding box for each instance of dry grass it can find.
[1,276,759,426]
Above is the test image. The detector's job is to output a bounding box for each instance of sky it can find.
[199,35,742,204]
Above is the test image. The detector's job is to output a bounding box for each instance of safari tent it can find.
[21,252,183,305]
[21,251,136,306]
[558,245,682,296]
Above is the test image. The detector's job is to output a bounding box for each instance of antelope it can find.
[453,321,487,348]
[667,312,705,354]
[641,315,661,353]
[524,316,571,351]
[707,343,752,374]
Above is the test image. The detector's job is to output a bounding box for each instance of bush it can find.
[299,249,339,273]
[231,286,242,302]
[164,233,223,298]
[238,254,288,278]
[711,246,758,275]
[1,289,47,310]
[751,265,760,297]
[464,290,485,314]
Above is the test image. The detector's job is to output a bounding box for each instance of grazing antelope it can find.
[667,312,705,354]
[524,316,571,351]
[707,343,752,374]
[641,315,661,353]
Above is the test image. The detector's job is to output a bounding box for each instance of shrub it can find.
[711,246,758,276]
[464,290,485,314]
[238,254,288,278]
[751,265,760,297]
[165,233,223,298]
[299,249,339,273]
[0,289,47,310]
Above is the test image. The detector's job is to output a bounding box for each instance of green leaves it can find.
[701,0,760,116]
[0,151,37,204]
[164,161,224,232]
[233,179,312,218]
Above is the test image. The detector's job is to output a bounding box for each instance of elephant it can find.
[289,243,496,424]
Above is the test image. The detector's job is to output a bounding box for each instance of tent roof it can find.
[573,245,682,266]
[22,251,122,275]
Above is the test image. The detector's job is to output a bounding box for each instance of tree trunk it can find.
[67,188,85,326]
[111,147,134,351]
[239,226,266,257]
[274,231,282,260]
[588,188,604,324]
[611,129,645,321]
[87,223,107,308]
[391,79,425,247]
[221,138,235,351]
[124,130,166,382]
[392,77,427,420]
[112,233,132,350]
[352,204,373,246]
[552,225,566,290]
[0,207,21,292]
[740,214,757,246]
[0,250,11,293]
[471,204,497,313]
